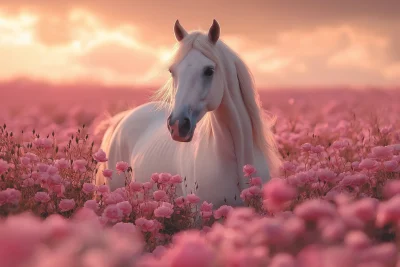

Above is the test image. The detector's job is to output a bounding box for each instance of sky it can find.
[1,0,400,89]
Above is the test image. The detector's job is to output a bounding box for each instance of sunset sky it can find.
[1,0,400,89]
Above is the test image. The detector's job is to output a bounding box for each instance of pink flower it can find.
[84,200,99,212]
[167,234,215,267]
[316,168,336,182]
[129,182,142,192]
[311,145,324,153]
[97,184,110,195]
[376,195,400,227]
[113,222,138,236]
[201,201,213,219]
[0,159,9,174]
[20,156,30,166]
[250,177,262,186]
[82,183,97,194]
[102,169,113,179]
[243,164,256,177]
[153,190,167,201]
[175,197,185,207]
[359,158,377,170]
[135,217,156,232]
[383,160,398,172]
[214,205,233,219]
[158,173,171,184]
[104,192,125,205]
[269,253,295,267]
[72,159,87,172]
[58,199,76,212]
[34,192,51,203]
[332,140,349,150]
[102,204,123,223]
[171,174,183,184]
[93,148,108,162]
[383,180,400,199]
[263,178,297,204]
[301,143,312,152]
[151,173,160,183]
[282,161,297,172]
[116,161,129,173]
[186,193,200,204]
[154,205,174,218]
[345,231,371,249]
[248,186,262,196]
[340,173,369,187]
[294,199,336,221]
[55,158,70,169]
[116,201,132,216]
[0,188,21,205]
[371,146,393,160]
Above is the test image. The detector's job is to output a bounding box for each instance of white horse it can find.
[95,19,281,208]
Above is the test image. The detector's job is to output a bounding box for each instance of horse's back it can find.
[97,101,169,190]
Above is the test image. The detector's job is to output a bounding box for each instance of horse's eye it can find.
[203,67,214,77]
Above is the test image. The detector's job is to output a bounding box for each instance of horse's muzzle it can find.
[167,113,194,142]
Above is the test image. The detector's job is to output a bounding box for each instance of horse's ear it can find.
[208,19,220,44]
[174,20,187,42]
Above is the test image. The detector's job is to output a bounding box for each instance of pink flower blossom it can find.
[97,184,110,195]
[58,199,75,212]
[186,193,200,204]
[0,159,9,174]
[158,173,171,184]
[84,199,99,212]
[135,217,156,232]
[383,160,398,172]
[371,146,393,160]
[250,177,262,186]
[171,174,183,184]
[34,192,51,203]
[175,197,185,207]
[345,231,371,249]
[294,199,336,221]
[0,188,21,205]
[332,140,349,150]
[154,205,174,218]
[72,159,87,172]
[92,148,108,162]
[243,164,256,177]
[359,158,377,170]
[263,178,297,205]
[301,143,312,152]
[151,173,160,183]
[102,204,123,223]
[153,190,167,201]
[129,182,143,192]
[269,253,296,267]
[102,169,113,179]
[116,201,132,216]
[55,158,70,169]
[166,234,216,267]
[383,180,400,199]
[82,183,96,194]
[116,161,129,173]
[214,205,233,219]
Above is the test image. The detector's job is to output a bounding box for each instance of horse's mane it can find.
[151,31,282,176]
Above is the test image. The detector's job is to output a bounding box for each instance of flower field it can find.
[1,84,400,267]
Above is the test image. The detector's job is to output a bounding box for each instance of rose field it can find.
[1,83,400,267]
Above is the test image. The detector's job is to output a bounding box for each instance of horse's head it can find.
[167,19,224,142]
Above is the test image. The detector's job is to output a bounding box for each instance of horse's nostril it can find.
[183,118,190,128]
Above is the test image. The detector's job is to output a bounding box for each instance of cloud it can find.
[0,4,399,87]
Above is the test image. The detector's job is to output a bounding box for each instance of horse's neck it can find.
[208,83,255,190]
